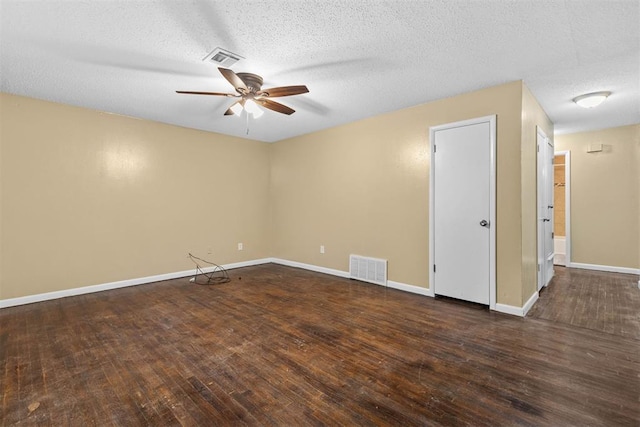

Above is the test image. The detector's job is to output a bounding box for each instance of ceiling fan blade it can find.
[255,99,295,115]
[258,85,309,98]
[224,99,244,116]
[176,90,235,96]
[218,67,248,93]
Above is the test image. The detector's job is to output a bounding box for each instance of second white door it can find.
[537,127,555,290]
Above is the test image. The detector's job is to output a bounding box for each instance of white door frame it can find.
[428,115,496,310]
[537,127,554,290]
[554,150,571,266]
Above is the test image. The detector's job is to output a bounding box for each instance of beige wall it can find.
[271,81,536,307]
[555,125,640,269]
[0,93,271,299]
[521,85,554,302]
[2,81,554,308]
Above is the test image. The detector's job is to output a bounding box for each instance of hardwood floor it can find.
[528,266,640,340]
[1,264,639,426]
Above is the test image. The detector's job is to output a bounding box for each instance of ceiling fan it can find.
[176,67,309,117]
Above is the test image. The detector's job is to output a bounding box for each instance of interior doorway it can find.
[553,151,571,266]
[429,115,496,309]
[537,127,554,291]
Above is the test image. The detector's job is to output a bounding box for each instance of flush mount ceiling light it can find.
[573,91,611,108]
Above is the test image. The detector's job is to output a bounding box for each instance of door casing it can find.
[428,115,496,310]
[537,127,555,290]
[554,150,572,266]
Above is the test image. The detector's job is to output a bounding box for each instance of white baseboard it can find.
[269,258,350,279]
[222,258,273,271]
[2,256,552,315]
[494,303,524,317]
[567,262,640,276]
[494,291,538,317]
[522,291,539,316]
[553,253,566,266]
[386,280,432,297]
[269,258,432,297]
[0,258,272,309]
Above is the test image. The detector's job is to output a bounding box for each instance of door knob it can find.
[479,219,490,228]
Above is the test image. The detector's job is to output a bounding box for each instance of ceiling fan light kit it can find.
[573,91,611,109]
[244,99,263,117]
[176,67,309,118]
[229,100,244,116]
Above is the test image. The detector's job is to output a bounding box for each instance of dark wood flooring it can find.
[1,264,639,426]
[528,266,640,340]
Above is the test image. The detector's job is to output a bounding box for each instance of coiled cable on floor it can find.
[188,253,230,285]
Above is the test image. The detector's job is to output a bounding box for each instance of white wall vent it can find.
[203,47,244,67]
[349,254,387,287]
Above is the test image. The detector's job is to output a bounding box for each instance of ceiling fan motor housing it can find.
[236,73,264,92]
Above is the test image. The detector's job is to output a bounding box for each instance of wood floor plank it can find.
[1,311,23,426]
[530,266,640,339]
[1,264,639,426]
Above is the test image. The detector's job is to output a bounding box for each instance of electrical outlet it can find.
[238,242,243,251]
[320,245,325,254]
[207,248,212,254]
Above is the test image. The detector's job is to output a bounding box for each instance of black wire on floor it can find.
[188,253,231,285]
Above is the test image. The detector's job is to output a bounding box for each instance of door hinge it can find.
[552,232,554,238]
[433,144,436,153]
[537,144,540,152]
[537,264,541,271]
[433,264,436,273]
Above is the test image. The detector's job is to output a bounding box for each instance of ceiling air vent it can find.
[203,47,243,67]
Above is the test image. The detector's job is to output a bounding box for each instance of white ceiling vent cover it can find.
[349,254,387,287]
[203,47,243,67]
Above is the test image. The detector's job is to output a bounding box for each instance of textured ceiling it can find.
[1,0,638,142]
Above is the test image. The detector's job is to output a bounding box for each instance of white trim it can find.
[537,127,555,291]
[553,150,571,267]
[429,115,496,310]
[554,150,571,266]
[495,290,538,317]
[566,262,640,276]
[494,303,525,317]
[522,291,539,316]
[425,282,435,298]
[554,252,566,266]
[386,280,432,297]
[269,258,433,296]
[488,116,497,310]
[220,258,273,271]
[4,254,555,315]
[269,258,350,278]
[0,258,272,309]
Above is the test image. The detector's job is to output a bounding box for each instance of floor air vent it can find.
[349,255,387,287]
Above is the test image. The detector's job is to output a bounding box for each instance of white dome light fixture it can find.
[573,91,611,108]
[244,99,264,118]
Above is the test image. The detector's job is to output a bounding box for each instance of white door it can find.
[537,127,555,290]
[430,116,496,306]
